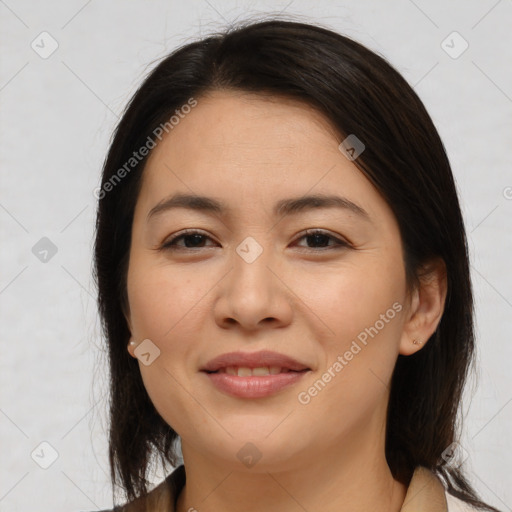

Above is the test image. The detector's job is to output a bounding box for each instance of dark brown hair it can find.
[93,18,501,511]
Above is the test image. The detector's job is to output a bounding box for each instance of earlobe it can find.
[399,257,447,356]
[400,334,425,357]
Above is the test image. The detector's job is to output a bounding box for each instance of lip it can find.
[203,371,309,398]
[201,350,310,373]
[200,350,311,399]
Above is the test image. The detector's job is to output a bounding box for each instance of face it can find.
[125,90,415,473]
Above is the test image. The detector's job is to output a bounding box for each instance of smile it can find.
[202,368,310,398]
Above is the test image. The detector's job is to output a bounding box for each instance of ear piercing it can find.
[413,338,422,345]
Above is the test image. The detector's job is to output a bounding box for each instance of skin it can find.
[125,90,447,512]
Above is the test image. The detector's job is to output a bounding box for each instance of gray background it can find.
[0,0,511,510]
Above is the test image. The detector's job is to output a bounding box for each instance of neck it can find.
[175,438,407,512]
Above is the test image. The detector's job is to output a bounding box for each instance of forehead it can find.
[148,90,342,167]
[136,90,390,224]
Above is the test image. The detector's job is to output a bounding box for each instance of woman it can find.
[92,19,502,512]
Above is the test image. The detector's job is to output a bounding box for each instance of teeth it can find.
[237,367,252,377]
[221,366,284,376]
[252,367,270,376]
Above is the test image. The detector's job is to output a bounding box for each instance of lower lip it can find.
[202,370,309,398]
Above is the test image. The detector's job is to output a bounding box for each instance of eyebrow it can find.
[146,192,371,222]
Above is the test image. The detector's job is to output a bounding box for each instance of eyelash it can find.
[160,229,350,252]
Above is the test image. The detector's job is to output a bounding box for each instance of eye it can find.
[160,229,218,250]
[293,229,350,250]
[160,228,350,252]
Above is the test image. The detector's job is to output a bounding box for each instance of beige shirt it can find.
[102,465,476,511]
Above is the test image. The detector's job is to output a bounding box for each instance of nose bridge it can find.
[213,234,292,329]
[231,234,274,303]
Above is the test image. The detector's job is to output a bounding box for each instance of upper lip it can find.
[201,350,310,372]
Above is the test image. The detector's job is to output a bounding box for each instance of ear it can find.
[399,257,447,356]
[121,289,132,332]
[124,310,132,334]
[121,298,136,358]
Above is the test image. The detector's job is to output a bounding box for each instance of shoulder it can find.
[406,465,484,512]
[88,480,172,512]
[82,480,169,511]
[83,465,186,512]
[445,491,481,511]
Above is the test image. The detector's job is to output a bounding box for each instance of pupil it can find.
[308,234,329,247]
[185,234,205,247]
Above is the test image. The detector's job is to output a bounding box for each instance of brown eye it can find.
[161,230,218,250]
[294,229,349,250]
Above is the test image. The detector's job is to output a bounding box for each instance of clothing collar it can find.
[129,464,448,511]
[400,466,448,511]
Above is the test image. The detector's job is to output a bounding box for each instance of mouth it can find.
[204,366,308,376]
[202,369,310,398]
[200,350,311,398]
[200,350,311,373]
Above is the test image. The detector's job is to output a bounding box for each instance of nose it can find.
[213,243,293,332]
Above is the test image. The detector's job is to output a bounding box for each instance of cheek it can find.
[294,254,405,411]
[127,257,208,342]
[297,256,405,413]
[291,256,405,346]
[127,260,211,433]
